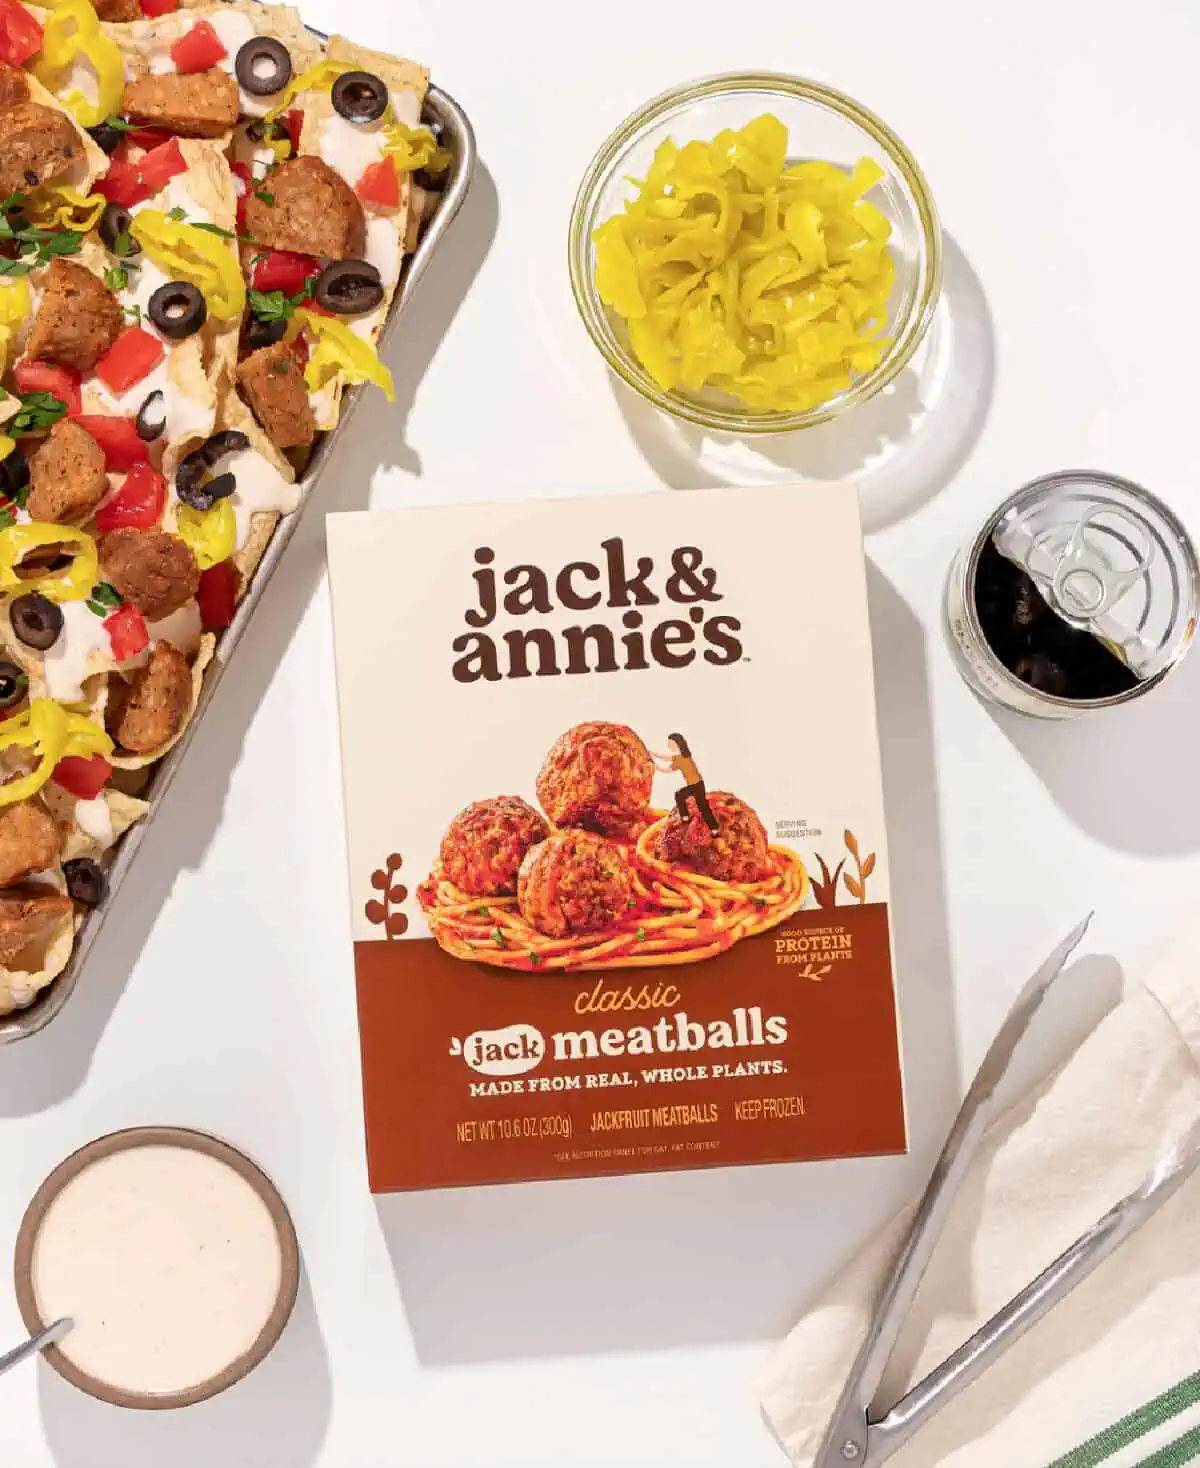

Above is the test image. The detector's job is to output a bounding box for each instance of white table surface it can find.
[4,1,1200,1463]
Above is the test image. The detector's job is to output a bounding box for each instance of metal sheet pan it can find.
[0,83,477,1043]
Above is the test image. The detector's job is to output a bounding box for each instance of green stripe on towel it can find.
[1133,1426,1200,1468]
[1045,1372,1200,1468]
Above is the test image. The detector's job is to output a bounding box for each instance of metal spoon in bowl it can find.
[0,1318,72,1377]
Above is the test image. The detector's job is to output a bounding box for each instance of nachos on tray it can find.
[0,0,443,1013]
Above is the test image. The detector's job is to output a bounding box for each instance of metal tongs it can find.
[814,916,1200,1468]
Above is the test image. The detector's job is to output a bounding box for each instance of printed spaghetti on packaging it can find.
[328,483,907,1190]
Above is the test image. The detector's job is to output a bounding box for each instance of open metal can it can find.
[945,471,1199,718]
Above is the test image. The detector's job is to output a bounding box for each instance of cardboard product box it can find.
[328,483,906,1190]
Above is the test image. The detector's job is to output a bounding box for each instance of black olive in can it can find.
[945,471,1199,718]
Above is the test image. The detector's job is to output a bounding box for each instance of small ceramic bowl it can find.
[14,1127,300,1410]
[568,71,943,434]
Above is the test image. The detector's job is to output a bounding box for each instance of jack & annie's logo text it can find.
[451,539,744,683]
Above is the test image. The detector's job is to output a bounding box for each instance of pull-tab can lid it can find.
[991,470,1199,682]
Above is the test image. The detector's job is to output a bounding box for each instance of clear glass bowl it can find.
[568,72,943,435]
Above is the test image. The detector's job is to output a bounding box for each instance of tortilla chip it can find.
[45,784,149,862]
[22,71,111,194]
[0,901,78,1014]
[109,631,215,770]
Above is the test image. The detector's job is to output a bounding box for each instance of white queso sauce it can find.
[31,1144,284,1396]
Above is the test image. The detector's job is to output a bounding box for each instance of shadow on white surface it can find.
[37,1273,331,1468]
[985,644,1200,857]
[0,164,499,1118]
[608,235,994,530]
[373,568,962,1363]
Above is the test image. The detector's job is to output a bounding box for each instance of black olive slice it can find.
[9,593,63,653]
[99,202,141,259]
[87,120,124,156]
[314,259,384,315]
[245,315,287,351]
[175,431,250,510]
[0,658,27,710]
[135,389,166,442]
[331,70,388,124]
[0,446,29,502]
[234,37,293,98]
[64,857,108,907]
[245,117,286,145]
[148,281,207,341]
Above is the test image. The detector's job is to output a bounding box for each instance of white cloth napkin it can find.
[759,927,1200,1468]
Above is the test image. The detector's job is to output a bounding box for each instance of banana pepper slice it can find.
[0,278,31,376]
[32,0,125,130]
[381,123,452,177]
[130,211,246,322]
[175,502,236,570]
[0,525,99,604]
[25,185,107,234]
[264,59,355,121]
[0,699,113,808]
[293,310,395,401]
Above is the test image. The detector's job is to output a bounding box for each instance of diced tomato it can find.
[13,360,81,418]
[52,755,113,800]
[74,415,149,471]
[103,605,149,662]
[127,127,172,152]
[139,0,179,15]
[95,158,146,208]
[355,159,399,210]
[197,559,239,630]
[137,137,187,197]
[94,326,164,396]
[169,18,226,73]
[289,332,309,367]
[95,462,166,534]
[250,250,320,296]
[285,108,304,152]
[0,0,43,67]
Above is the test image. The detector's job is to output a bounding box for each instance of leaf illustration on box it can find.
[811,853,845,909]
[843,830,876,904]
[365,853,409,938]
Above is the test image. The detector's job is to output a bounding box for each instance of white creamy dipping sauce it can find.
[31,1144,283,1397]
[222,448,301,548]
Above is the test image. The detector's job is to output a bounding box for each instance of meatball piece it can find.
[93,0,140,18]
[518,830,631,939]
[439,796,549,897]
[28,418,108,525]
[26,259,123,374]
[655,791,771,883]
[99,530,200,622]
[244,156,366,260]
[535,721,653,836]
[0,63,30,107]
[236,341,315,450]
[107,642,191,753]
[122,69,239,138]
[0,799,61,888]
[0,103,79,195]
[0,885,73,967]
